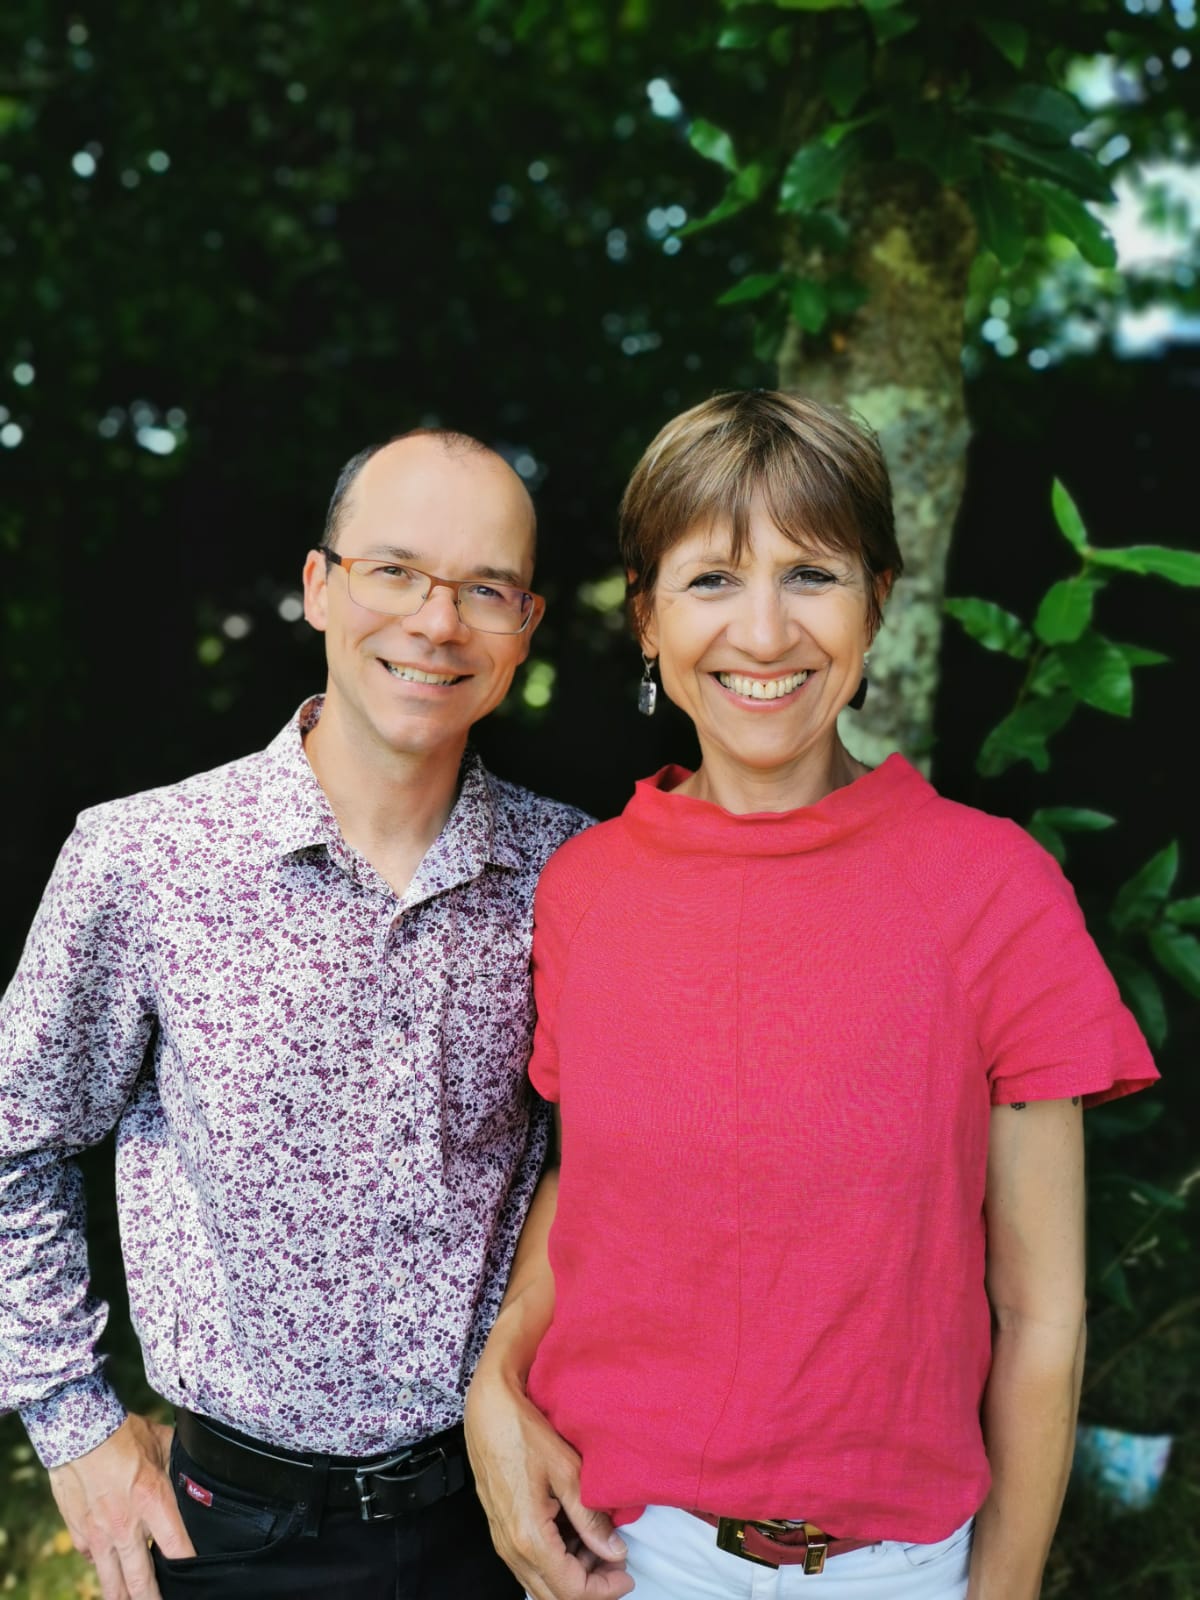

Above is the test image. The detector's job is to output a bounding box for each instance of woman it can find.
[465,391,1157,1600]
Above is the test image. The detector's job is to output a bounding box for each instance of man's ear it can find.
[515,595,546,662]
[302,550,330,633]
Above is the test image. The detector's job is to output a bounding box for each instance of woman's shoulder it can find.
[538,810,635,894]
[889,780,1070,902]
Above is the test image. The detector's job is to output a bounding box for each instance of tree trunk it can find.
[778,170,977,770]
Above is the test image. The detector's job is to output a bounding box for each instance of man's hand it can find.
[465,1372,633,1600]
[48,1413,195,1600]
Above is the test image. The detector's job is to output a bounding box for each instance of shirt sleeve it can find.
[0,812,157,1466]
[955,826,1159,1108]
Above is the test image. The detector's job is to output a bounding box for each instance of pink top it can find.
[526,756,1157,1543]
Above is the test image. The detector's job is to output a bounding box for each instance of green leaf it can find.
[752,301,788,363]
[825,272,868,316]
[1051,478,1088,552]
[1027,816,1065,863]
[1166,896,1200,926]
[1030,181,1117,269]
[821,39,870,116]
[779,138,857,212]
[977,18,1028,69]
[1087,545,1200,586]
[688,118,738,174]
[1035,807,1116,833]
[1128,1178,1187,1212]
[745,0,854,7]
[1148,925,1200,1000]
[944,596,1032,658]
[1033,578,1095,645]
[718,22,765,47]
[1118,643,1169,667]
[1111,842,1179,935]
[970,85,1087,146]
[977,693,1075,777]
[869,6,918,41]
[716,272,786,306]
[978,133,1115,204]
[1120,943,1169,1036]
[968,168,1025,267]
[798,210,852,252]
[678,162,771,236]
[1057,630,1134,717]
[790,278,830,333]
[891,106,980,184]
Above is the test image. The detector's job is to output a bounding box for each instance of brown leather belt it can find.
[175,1408,466,1521]
[691,1511,876,1573]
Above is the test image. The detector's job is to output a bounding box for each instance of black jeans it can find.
[152,1431,521,1599]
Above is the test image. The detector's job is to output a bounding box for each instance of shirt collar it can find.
[258,695,524,882]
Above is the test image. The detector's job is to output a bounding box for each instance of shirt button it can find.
[397,1384,414,1402]
[389,1151,403,1171]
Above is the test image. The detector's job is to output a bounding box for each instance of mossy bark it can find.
[778,169,977,770]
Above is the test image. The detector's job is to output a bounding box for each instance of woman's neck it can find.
[676,738,869,815]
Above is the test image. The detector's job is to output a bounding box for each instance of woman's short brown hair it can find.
[619,389,902,637]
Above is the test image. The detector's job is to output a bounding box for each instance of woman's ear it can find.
[869,569,895,641]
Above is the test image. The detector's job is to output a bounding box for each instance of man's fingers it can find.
[143,1489,195,1561]
[113,1530,162,1600]
[91,1543,132,1600]
[552,1481,626,1564]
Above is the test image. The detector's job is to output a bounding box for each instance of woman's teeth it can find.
[385,663,461,685]
[716,670,810,700]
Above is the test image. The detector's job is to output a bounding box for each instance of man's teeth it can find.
[385,664,461,685]
[717,670,810,700]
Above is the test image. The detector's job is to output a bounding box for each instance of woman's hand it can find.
[465,1366,632,1600]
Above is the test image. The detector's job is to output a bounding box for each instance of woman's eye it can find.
[689,572,733,592]
[787,567,835,587]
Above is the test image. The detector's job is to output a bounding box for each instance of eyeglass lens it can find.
[346,561,531,633]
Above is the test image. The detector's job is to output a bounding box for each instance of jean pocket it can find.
[157,1435,302,1567]
[898,1516,975,1570]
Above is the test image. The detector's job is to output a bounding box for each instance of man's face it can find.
[303,439,542,763]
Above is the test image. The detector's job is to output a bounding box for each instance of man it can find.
[0,430,589,1599]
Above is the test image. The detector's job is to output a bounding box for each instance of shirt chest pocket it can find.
[437,932,535,1146]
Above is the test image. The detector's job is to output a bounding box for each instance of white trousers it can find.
[607,1506,972,1599]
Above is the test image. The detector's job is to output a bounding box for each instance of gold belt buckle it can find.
[714,1518,831,1575]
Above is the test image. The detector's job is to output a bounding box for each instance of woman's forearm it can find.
[967,1311,1086,1600]
[472,1164,559,1392]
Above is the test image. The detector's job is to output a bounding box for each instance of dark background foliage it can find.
[1,1,1197,1593]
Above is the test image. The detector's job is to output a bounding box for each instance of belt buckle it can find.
[714,1517,830,1575]
[354,1445,447,1522]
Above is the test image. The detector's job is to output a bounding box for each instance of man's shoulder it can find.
[481,770,595,870]
[74,743,273,849]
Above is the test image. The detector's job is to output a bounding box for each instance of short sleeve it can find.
[959,828,1159,1108]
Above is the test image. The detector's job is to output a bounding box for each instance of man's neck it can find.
[303,696,467,898]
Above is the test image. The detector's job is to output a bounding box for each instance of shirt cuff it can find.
[20,1371,128,1469]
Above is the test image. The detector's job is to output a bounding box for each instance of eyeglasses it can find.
[318,546,540,635]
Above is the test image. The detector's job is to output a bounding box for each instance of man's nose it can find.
[403,579,471,644]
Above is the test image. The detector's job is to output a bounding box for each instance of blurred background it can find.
[1,2,1197,1594]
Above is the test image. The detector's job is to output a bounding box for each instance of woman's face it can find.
[640,495,880,788]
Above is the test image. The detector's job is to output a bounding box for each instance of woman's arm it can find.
[968,1096,1087,1600]
[465,1111,632,1600]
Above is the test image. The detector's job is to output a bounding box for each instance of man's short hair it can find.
[322,428,504,551]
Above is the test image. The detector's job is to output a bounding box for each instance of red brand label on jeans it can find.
[179,1473,213,1508]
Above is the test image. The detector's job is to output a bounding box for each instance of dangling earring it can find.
[637,654,658,717]
[848,651,869,712]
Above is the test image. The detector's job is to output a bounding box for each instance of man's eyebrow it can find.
[359,545,526,587]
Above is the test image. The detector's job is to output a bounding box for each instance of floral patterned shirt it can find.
[0,697,590,1468]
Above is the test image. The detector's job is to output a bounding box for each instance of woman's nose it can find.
[727,585,795,658]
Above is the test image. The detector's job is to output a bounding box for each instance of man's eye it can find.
[464,583,505,603]
[372,564,417,581]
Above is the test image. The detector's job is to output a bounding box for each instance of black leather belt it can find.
[175,1408,467,1521]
